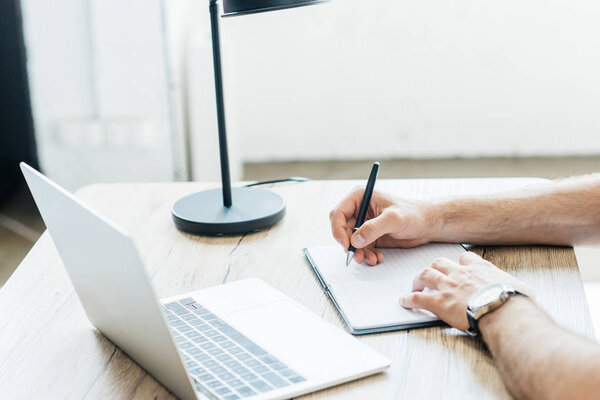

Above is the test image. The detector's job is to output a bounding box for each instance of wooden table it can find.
[0,179,594,399]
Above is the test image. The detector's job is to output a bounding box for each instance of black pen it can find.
[346,162,380,266]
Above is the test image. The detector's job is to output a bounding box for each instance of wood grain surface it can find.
[0,179,593,399]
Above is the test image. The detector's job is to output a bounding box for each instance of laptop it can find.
[20,163,389,400]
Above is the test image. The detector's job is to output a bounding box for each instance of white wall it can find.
[219,0,600,161]
[21,0,180,190]
[22,0,600,188]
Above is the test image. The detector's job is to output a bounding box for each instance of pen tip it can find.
[345,251,354,267]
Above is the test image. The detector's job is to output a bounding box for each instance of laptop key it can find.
[218,372,234,381]
[224,395,240,400]
[212,335,227,342]
[227,378,244,388]
[216,354,232,362]
[270,362,286,370]
[212,366,226,374]
[208,348,224,356]
[189,319,205,326]
[192,336,209,344]
[220,341,235,349]
[244,359,261,368]
[207,380,223,389]
[185,360,198,368]
[181,313,197,321]
[205,329,219,337]
[236,386,256,397]
[187,348,202,356]
[198,373,214,382]
[201,313,218,321]
[262,372,288,388]
[179,341,194,349]
[179,297,196,305]
[190,367,205,375]
[164,302,189,315]
[169,320,185,327]
[216,387,231,395]
[279,368,295,377]
[185,331,201,338]
[249,380,272,393]
[224,360,242,369]
[193,353,210,362]
[240,373,257,382]
[289,375,306,383]
[209,319,228,328]
[260,355,278,364]
[219,326,267,356]
[176,325,193,333]
[228,347,243,355]
[235,353,252,361]
[253,365,269,374]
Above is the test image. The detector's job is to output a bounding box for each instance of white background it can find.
[21,0,600,187]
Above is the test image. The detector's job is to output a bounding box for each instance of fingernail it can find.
[354,234,366,247]
[399,295,408,306]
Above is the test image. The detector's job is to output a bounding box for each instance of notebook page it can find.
[306,244,466,330]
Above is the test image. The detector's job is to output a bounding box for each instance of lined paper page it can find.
[306,244,466,330]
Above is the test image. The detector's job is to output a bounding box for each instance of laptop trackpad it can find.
[222,297,380,380]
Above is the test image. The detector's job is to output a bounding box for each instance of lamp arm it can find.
[209,0,232,207]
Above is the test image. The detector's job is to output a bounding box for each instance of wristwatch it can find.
[466,283,527,337]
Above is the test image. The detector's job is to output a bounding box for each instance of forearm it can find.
[427,174,600,245]
[479,297,600,399]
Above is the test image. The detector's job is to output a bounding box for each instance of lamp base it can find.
[172,187,286,236]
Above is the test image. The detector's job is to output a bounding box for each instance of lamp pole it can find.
[172,0,325,235]
[209,0,232,207]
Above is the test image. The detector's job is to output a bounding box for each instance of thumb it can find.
[351,212,397,248]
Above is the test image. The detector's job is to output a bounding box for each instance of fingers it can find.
[351,209,398,249]
[399,292,439,312]
[412,267,449,292]
[329,190,364,249]
[353,247,384,266]
[458,251,499,271]
[430,257,458,274]
[353,248,365,264]
[330,212,350,249]
[458,251,483,266]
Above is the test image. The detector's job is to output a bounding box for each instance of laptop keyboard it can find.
[163,298,306,400]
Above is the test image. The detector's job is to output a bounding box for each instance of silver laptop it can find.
[21,163,389,400]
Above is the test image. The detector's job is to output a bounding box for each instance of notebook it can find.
[303,243,466,335]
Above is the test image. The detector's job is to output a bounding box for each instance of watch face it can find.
[470,283,507,309]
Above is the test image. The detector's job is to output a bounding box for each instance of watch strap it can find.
[466,288,526,337]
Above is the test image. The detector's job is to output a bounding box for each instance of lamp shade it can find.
[222,0,327,17]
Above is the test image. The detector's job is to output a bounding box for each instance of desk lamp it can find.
[172,0,327,235]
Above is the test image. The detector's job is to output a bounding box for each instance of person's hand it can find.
[329,188,437,265]
[400,252,532,331]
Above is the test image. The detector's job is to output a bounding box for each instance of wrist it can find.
[423,200,461,242]
[478,295,533,344]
